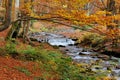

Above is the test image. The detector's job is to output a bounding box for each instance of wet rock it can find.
[82,49,88,52]
[116,65,120,69]
[111,69,120,77]
[74,42,79,46]
[65,49,69,51]
[72,38,78,41]
[103,61,117,69]
[37,37,47,42]
[97,54,110,60]
[91,65,108,73]
[79,52,92,55]
[68,44,74,46]
[89,53,98,57]
[59,45,66,47]
[91,56,97,58]
[30,37,37,41]
[79,52,86,55]
[92,65,103,70]
[110,56,119,62]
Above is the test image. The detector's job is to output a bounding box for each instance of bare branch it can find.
[100,0,107,9]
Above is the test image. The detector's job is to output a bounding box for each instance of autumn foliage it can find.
[0,0,120,47]
[30,0,120,46]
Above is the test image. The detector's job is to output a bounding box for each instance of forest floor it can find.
[0,23,59,80]
[0,56,38,80]
[0,40,53,80]
[0,38,67,80]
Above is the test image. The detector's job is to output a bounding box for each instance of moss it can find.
[77,32,105,47]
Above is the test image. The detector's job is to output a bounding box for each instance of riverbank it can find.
[0,39,112,80]
[29,21,120,80]
[31,21,120,56]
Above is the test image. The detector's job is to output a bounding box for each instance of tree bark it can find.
[106,0,116,29]
[0,0,12,31]
[106,0,119,47]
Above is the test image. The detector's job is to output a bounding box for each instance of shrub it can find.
[5,41,17,54]
[78,32,105,47]
[18,45,37,55]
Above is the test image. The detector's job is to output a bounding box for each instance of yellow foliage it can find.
[95,11,111,15]
[18,0,120,45]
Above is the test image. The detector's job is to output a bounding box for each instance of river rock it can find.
[91,65,104,71]
[79,52,92,55]
[110,56,119,62]
[82,48,88,52]
[116,65,120,69]
[111,69,120,77]
[97,54,110,60]
[72,38,78,41]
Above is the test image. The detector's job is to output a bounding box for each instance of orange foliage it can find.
[19,0,120,45]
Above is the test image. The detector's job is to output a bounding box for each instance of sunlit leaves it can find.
[20,2,33,16]
[19,0,120,45]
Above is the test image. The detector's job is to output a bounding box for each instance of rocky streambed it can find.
[29,32,120,80]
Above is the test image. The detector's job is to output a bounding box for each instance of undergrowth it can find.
[0,41,110,80]
[77,32,105,47]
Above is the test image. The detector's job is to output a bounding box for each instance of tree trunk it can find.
[7,20,21,39]
[106,0,119,47]
[106,0,116,29]
[0,0,12,31]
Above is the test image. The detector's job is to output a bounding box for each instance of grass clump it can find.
[18,45,37,55]
[14,66,31,76]
[5,41,17,54]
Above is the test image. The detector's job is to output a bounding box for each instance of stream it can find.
[29,32,120,80]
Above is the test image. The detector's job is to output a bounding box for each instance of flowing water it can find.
[29,32,120,80]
